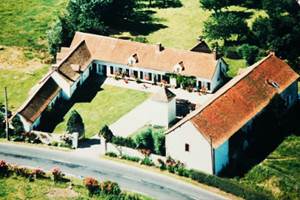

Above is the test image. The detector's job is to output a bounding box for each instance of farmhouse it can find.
[165,53,299,175]
[16,32,227,132]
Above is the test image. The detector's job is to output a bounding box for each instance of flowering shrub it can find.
[0,160,9,177]
[83,177,99,196]
[100,181,121,195]
[14,166,32,178]
[157,158,166,170]
[51,167,63,182]
[32,168,46,179]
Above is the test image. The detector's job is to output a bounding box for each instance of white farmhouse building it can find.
[15,32,228,132]
[165,54,299,175]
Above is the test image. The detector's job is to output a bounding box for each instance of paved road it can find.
[0,143,226,200]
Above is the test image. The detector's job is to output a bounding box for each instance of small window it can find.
[110,66,114,74]
[148,73,152,81]
[140,71,143,79]
[207,82,211,91]
[185,143,190,152]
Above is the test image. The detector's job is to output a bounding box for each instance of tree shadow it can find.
[37,75,106,133]
[108,10,167,36]
[139,0,183,9]
[78,138,100,148]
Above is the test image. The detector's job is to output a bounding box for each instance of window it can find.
[148,73,152,81]
[140,71,144,79]
[198,81,202,88]
[157,74,161,82]
[185,143,190,152]
[207,82,211,91]
[110,66,114,74]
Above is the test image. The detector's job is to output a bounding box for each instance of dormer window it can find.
[128,53,138,66]
[173,61,185,73]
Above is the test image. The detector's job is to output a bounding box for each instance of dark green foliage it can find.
[189,169,273,200]
[201,0,300,66]
[105,152,118,157]
[100,181,121,195]
[66,110,84,138]
[0,112,5,137]
[238,44,259,65]
[152,130,165,156]
[140,156,154,166]
[120,155,141,162]
[111,136,136,148]
[203,12,248,42]
[224,46,242,59]
[12,115,24,135]
[99,125,114,143]
[135,128,154,152]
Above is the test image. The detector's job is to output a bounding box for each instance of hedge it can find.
[189,170,273,200]
[111,136,136,148]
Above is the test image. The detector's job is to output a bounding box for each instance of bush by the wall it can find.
[141,157,154,166]
[106,152,118,158]
[51,167,64,182]
[121,155,141,162]
[111,136,136,148]
[32,168,46,179]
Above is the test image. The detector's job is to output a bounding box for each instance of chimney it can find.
[156,43,164,52]
[213,46,219,60]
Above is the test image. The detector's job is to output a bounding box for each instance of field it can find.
[0,175,151,200]
[240,135,300,199]
[54,85,149,138]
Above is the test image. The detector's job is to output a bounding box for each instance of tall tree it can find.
[12,115,24,135]
[66,110,85,138]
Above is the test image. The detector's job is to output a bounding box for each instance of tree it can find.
[12,115,24,135]
[66,110,85,138]
[153,132,165,156]
[203,12,248,44]
[238,44,259,65]
[135,128,154,152]
[0,112,5,137]
[99,125,113,143]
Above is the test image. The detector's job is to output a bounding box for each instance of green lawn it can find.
[54,85,149,138]
[224,58,247,77]
[240,135,300,199]
[0,175,152,200]
[0,0,67,50]
[0,66,49,111]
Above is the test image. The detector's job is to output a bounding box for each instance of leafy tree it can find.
[99,125,113,142]
[135,128,154,152]
[12,115,24,135]
[66,110,85,138]
[153,132,165,156]
[238,44,259,65]
[203,12,248,44]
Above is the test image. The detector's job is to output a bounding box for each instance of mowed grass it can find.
[0,66,49,111]
[54,85,149,138]
[240,135,300,199]
[0,175,152,200]
[0,0,67,50]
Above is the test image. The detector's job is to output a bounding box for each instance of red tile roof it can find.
[167,54,299,148]
[19,77,61,123]
[64,32,219,80]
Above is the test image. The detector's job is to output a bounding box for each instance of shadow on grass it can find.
[37,75,106,133]
[108,9,167,37]
[220,100,300,178]
[78,138,99,149]
[140,0,183,9]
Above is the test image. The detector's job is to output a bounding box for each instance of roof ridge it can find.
[165,53,274,134]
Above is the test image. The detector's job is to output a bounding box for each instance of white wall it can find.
[210,59,227,93]
[168,98,176,124]
[18,114,32,132]
[51,71,71,98]
[150,101,169,127]
[214,140,229,175]
[166,121,213,174]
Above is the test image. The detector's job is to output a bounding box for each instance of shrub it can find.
[66,110,85,139]
[0,160,9,177]
[176,167,190,177]
[106,152,118,158]
[83,177,99,196]
[189,169,273,200]
[119,192,143,200]
[51,167,64,182]
[12,115,25,135]
[99,125,114,143]
[157,158,166,170]
[111,136,136,148]
[224,46,242,59]
[153,132,165,156]
[32,168,46,179]
[50,141,58,146]
[238,44,259,65]
[141,157,154,166]
[14,166,32,178]
[121,155,141,162]
[135,129,154,152]
[100,181,121,195]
